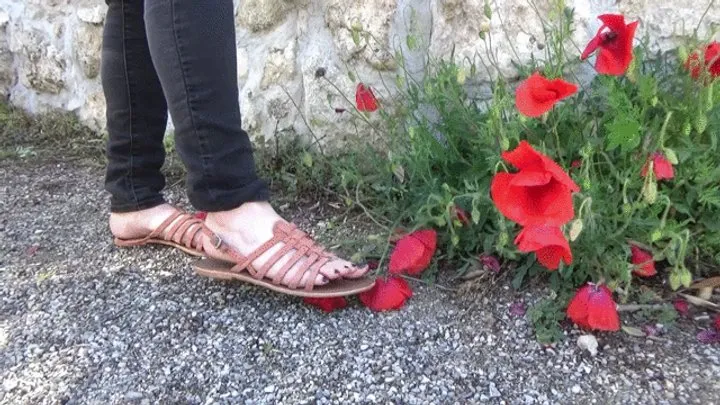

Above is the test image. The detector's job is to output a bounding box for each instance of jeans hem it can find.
[110,196,166,213]
[189,178,270,212]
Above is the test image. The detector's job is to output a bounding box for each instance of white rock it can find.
[260,40,297,89]
[577,334,598,356]
[237,0,303,32]
[77,5,106,24]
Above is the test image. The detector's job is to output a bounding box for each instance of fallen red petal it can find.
[585,285,620,331]
[303,296,348,313]
[673,298,689,316]
[358,277,413,312]
[388,229,437,276]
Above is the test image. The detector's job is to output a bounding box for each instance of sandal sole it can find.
[193,258,376,298]
[114,238,205,257]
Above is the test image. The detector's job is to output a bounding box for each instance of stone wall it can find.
[0,0,717,143]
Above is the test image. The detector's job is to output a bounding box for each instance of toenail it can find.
[334,269,341,274]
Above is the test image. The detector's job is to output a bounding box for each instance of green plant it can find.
[324,1,720,340]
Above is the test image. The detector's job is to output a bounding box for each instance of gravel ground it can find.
[1,160,719,405]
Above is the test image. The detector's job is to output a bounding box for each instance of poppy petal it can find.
[501,140,545,171]
[509,170,553,186]
[586,285,620,331]
[567,284,592,329]
[515,73,578,118]
[358,277,412,311]
[630,244,656,277]
[303,297,348,312]
[652,153,674,180]
[597,14,628,33]
[355,83,379,112]
[502,141,580,192]
[515,226,572,270]
[388,229,436,275]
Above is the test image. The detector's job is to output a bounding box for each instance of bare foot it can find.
[200,202,368,289]
[109,203,181,240]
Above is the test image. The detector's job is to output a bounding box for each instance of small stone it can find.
[125,391,143,401]
[488,383,501,398]
[571,385,581,394]
[3,378,18,392]
[264,385,275,393]
[577,335,598,356]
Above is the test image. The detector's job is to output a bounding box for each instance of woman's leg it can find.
[102,0,169,213]
[143,0,366,287]
[102,0,190,241]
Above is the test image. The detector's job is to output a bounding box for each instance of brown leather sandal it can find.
[192,221,376,297]
[113,210,210,257]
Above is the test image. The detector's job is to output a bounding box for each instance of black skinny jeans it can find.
[101,0,269,213]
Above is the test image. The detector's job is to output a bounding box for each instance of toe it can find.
[319,259,351,280]
[343,264,370,279]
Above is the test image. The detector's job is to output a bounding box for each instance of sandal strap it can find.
[209,221,336,291]
[145,211,185,241]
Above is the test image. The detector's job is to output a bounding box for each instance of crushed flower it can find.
[566,283,620,331]
[388,229,437,276]
[358,277,413,312]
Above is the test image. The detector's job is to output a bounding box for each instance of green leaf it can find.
[637,75,657,104]
[663,148,678,165]
[512,256,535,290]
[301,152,313,168]
[351,28,361,47]
[669,270,681,290]
[406,34,417,50]
[606,117,641,152]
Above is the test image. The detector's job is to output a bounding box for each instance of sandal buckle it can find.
[213,234,223,249]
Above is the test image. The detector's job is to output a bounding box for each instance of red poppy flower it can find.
[450,205,471,226]
[570,159,582,170]
[566,283,620,331]
[303,296,348,313]
[355,83,378,112]
[630,244,656,277]
[580,14,639,76]
[194,211,207,220]
[641,152,674,180]
[358,276,413,311]
[490,141,580,227]
[515,72,578,117]
[388,229,437,275]
[514,225,572,270]
[714,314,720,331]
[686,41,720,80]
